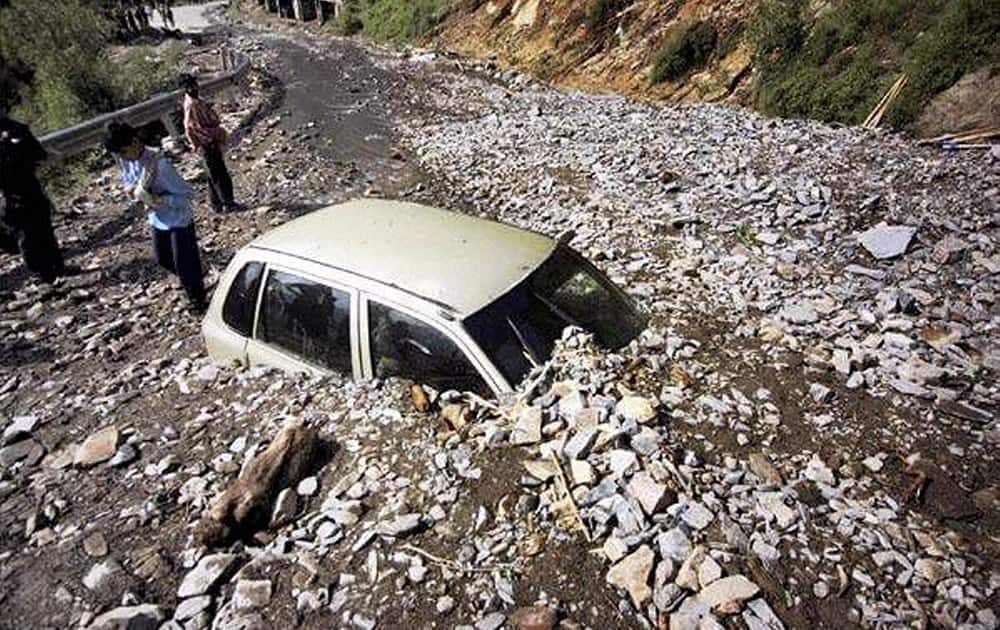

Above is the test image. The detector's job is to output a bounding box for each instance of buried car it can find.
[202,199,647,396]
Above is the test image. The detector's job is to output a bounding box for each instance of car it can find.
[202,199,648,396]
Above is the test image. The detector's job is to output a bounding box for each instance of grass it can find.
[330,0,452,43]
[650,20,718,85]
[749,0,1000,128]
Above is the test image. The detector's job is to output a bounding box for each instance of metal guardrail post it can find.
[38,49,251,162]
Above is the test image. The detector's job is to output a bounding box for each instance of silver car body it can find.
[203,199,558,395]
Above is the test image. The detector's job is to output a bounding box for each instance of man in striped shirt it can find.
[180,74,238,213]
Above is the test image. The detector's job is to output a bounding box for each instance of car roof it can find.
[248,199,557,317]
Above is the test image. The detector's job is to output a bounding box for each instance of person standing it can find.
[180,74,238,213]
[0,109,71,283]
[103,121,207,312]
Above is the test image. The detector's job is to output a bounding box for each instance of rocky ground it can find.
[1,5,999,630]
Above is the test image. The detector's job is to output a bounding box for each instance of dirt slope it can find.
[437,0,756,104]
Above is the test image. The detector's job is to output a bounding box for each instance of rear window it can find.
[223,262,264,336]
[259,270,353,373]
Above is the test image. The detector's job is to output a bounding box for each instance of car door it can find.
[203,260,266,367]
[246,265,361,378]
[360,295,500,396]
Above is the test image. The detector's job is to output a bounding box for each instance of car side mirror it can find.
[557,230,576,245]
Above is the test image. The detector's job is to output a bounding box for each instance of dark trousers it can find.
[152,224,205,304]
[203,144,234,211]
[3,198,65,282]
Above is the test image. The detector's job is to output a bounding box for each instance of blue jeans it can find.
[151,223,205,304]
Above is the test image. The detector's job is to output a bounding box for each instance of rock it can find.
[74,426,119,467]
[270,488,298,527]
[476,612,506,630]
[972,486,1000,513]
[83,531,109,558]
[748,453,782,486]
[658,528,692,562]
[377,513,422,537]
[616,396,657,423]
[681,501,714,530]
[233,579,273,609]
[606,544,654,608]
[0,438,39,468]
[177,553,239,598]
[862,455,884,472]
[803,455,836,486]
[83,558,123,592]
[564,427,598,460]
[676,546,707,591]
[297,476,318,497]
[809,383,832,403]
[627,471,670,515]
[174,595,212,621]
[914,558,949,585]
[2,415,37,446]
[756,492,797,529]
[436,595,455,614]
[858,224,916,260]
[88,604,164,630]
[931,234,967,264]
[510,406,543,445]
[603,536,629,563]
[697,575,760,613]
[108,444,138,467]
[608,449,639,478]
[510,605,558,630]
[780,302,818,325]
[698,556,723,587]
[570,459,595,485]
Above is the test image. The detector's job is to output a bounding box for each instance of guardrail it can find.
[39,48,250,162]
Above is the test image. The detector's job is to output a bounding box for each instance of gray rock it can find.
[564,427,598,460]
[475,612,506,630]
[177,554,239,598]
[658,528,692,562]
[858,224,916,260]
[89,604,164,630]
[83,558,123,591]
[233,579,273,609]
[377,513,423,537]
[510,406,543,445]
[109,444,138,467]
[2,416,37,446]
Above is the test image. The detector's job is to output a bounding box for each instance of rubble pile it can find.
[476,331,999,628]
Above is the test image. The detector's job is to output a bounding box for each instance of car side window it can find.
[259,270,352,373]
[368,302,488,394]
[223,262,264,337]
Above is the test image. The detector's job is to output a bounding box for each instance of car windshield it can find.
[463,245,647,386]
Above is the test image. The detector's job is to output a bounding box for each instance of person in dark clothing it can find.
[0,112,71,283]
[180,74,239,213]
[104,121,207,312]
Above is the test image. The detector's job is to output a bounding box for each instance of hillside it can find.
[432,0,1000,135]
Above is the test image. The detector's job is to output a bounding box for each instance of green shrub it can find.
[650,20,718,85]
[747,0,806,65]
[361,0,452,43]
[0,0,117,133]
[751,0,1000,128]
[330,0,365,35]
[112,42,186,106]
